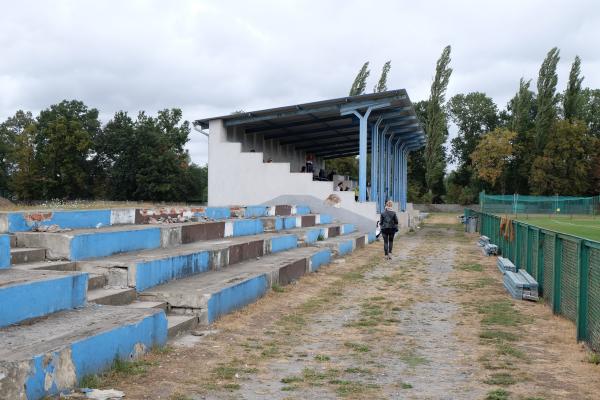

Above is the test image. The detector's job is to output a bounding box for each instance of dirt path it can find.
[101,214,600,400]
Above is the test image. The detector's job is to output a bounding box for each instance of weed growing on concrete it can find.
[317,234,325,241]
[79,374,102,389]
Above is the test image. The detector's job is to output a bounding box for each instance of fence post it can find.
[515,222,520,270]
[526,226,532,274]
[577,241,589,342]
[538,231,545,294]
[553,235,562,315]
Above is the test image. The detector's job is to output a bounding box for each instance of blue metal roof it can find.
[195,90,425,159]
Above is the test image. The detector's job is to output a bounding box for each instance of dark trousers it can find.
[382,229,395,255]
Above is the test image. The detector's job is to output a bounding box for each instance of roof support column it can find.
[378,126,388,213]
[371,117,383,207]
[402,147,408,211]
[351,107,374,202]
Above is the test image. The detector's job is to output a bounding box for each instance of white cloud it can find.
[1,0,599,166]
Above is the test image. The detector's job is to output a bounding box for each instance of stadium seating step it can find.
[0,304,167,400]
[10,247,46,265]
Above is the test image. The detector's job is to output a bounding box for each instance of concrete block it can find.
[301,215,316,227]
[87,287,136,306]
[341,223,355,235]
[181,222,225,244]
[278,259,308,285]
[0,269,87,327]
[168,315,199,338]
[0,234,9,269]
[244,205,270,218]
[110,208,136,225]
[295,205,311,215]
[0,305,167,400]
[320,214,333,224]
[160,226,182,248]
[206,274,270,324]
[275,205,292,216]
[231,219,264,237]
[269,234,298,253]
[338,239,355,255]
[132,251,211,291]
[309,249,332,272]
[1,209,112,233]
[10,247,46,265]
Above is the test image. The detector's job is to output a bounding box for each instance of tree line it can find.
[338,47,600,204]
[0,101,207,202]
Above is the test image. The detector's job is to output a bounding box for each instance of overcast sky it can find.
[1,0,599,166]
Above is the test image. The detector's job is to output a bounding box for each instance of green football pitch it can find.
[515,215,600,242]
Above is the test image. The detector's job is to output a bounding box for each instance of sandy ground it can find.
[99,213,600,400]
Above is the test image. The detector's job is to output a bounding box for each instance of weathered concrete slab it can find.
[139,246,334,325]
[78,230,305,292]
[11,260,77,272]
[0,269,87,327]
[87,287,136,306]
[10,247,46,265]
[0,305,167,400]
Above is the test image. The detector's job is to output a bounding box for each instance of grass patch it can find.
[332,380,379,397]
[485,389,510,400]
[458,263,483,272]
[478,300,525,326]
[398,349,428,367]
[213,365,237,380]
[314,354,330,362]
[586,352,600,364]
[401,382,413,389]
[496,342,526,359]
[345,367,372,374]
[272,283,285,293]
[344,342,370,353]
[479,330,517,342]
[79,374,103,388]
[484,372,516,386]
[78,358,156,388]
[281,375,303,384]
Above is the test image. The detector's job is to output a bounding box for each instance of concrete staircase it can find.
[0,204,375,399]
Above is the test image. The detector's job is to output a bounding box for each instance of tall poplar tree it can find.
[373,61,391,93]
[424,45,452,201]
[534,47,560,153]
[349,62,370,96]
[563,55,584,121]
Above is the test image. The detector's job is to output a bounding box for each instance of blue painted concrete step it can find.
[14,214,333,261]
[315,231,375,256]
[0,304,167,400]
[0,269,88,328]
[139,246,334,324]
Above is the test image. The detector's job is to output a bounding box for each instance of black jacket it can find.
[380,209,398,231]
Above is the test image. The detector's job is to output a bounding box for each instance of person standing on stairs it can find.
[380,200,398,260]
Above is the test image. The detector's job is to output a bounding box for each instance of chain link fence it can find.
[465,208,600,351]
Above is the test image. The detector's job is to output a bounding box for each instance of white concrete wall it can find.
[208,119,378,225]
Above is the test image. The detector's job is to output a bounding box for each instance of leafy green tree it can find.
[349,62,370,96]
[187,163,208,203]
[563,55,584,121]
[471,128,517,194]
[424,45,452,202]
[447,92,498,193]
[529,120,592,195]
[0,111,36,196]
[325,156,357,179]
[581,88,600,136]
[407,100,428,202]
[97,109,191,201]
[34,100,100,199]
[534,47,560,153]
[373,61,391,93]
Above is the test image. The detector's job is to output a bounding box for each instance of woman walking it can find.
[380,201,398,260]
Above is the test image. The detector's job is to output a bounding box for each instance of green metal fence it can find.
[480,192,600,216]
[465,208,600,351]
